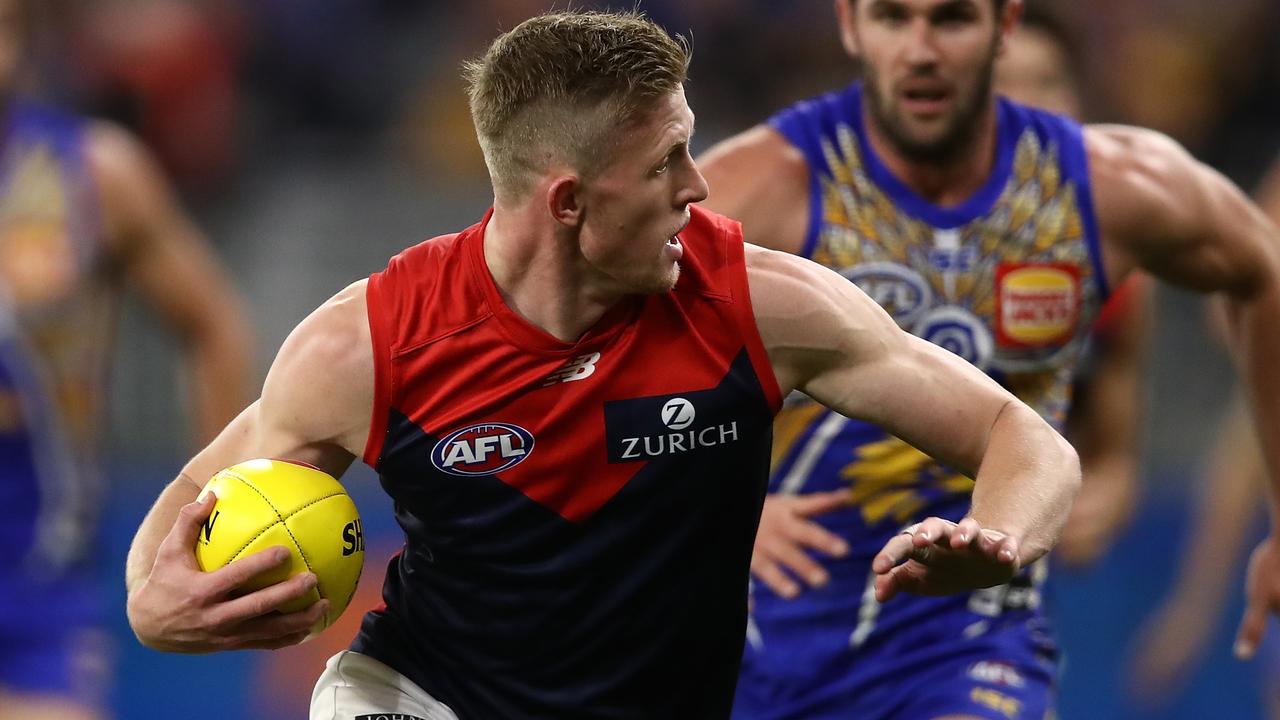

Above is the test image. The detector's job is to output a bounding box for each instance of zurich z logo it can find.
[431,422,535,477]
[661,398,695,429]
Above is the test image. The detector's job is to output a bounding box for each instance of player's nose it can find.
[680,164,710,206]
[904,18,942,65]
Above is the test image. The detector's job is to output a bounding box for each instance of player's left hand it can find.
[1234,534,1280,660]
[871,516,1020,602]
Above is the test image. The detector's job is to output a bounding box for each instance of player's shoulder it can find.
[1083,124,1187,172]
[744,243,844,318]
[256,280,373,457]
[293,281,372,363]
[1083,124,1201,232]
[378,222,475,286]
[700,123,808,183]
[697,125,810,254]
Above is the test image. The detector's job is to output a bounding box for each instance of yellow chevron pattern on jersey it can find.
[777,119,1101,527]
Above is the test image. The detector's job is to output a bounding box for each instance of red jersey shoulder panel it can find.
[363,218,492,465]
[683,205,783,412]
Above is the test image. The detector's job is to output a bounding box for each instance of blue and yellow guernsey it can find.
[0,102,112,591]
[734,84,1106,719]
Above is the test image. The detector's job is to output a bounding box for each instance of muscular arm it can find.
[698,125,812,254]
[125,281,372,651]
[88,122,252,445]
[1090,125,1280,656]
[747,245,1081,575]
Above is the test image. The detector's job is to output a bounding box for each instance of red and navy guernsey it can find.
[353,204,784,719]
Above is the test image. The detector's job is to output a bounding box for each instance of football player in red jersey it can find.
[123,11,1080,719]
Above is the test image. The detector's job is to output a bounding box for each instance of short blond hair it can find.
[463,11,691,200]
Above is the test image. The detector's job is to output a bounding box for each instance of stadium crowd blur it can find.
[23,0,1280,718]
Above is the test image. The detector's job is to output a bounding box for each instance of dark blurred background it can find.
[31,0,1279,717]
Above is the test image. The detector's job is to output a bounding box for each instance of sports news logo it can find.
[995,263,1080,348]
[543,352,601,386]
[431,422,535,477]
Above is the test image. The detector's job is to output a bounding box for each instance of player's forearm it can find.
[125,474,202,595]
[1229,277,1280,522]
[968,401,1082,563]
[1170,418,1262,610]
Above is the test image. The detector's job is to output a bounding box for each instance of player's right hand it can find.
[871,516,1020,602]
[750,490,851,599]
[1234,534,1280,661]
[126,492,329,653]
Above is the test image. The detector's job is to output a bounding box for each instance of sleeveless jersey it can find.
[354,206,783,719]
[734,84,1104,718]
[0,101,113,588]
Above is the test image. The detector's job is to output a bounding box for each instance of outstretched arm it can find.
[746,244,1081,600]
[89,123,253,445]
[125,281,372,652]
[1089,125,1280,658]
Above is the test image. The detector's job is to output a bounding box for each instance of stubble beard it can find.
[861,43,999,165]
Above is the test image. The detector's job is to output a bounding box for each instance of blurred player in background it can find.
[0,1,252,718]
[1128,158,1280,718]
[123,10,1085,720]
[698,0,1280,717]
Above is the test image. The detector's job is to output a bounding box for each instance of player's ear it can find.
[547,174,583,228]
[996,0,1024,57]
[835,0,861,57]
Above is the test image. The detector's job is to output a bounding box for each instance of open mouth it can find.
[900,84,951,115]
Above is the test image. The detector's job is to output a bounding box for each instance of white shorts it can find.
[310,651,460,720]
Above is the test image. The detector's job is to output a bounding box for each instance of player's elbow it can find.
[1031,426,1082,563]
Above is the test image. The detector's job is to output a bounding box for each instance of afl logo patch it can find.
[431,422,535,477]
[841,262,933,327]
[995,263,1081,348]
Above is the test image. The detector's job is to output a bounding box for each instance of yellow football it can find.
[194,458,364,635]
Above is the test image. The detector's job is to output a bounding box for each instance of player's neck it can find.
[483,204,624,344]
[862,100,999,207]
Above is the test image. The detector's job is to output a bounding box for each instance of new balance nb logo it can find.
[543,352,601,386]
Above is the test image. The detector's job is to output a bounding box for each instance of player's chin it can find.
[627,259,680,294]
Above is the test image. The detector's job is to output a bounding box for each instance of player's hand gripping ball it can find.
[194,458,365,635]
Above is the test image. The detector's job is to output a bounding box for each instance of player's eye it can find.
[871,3,910,25]
[933,2,978,26]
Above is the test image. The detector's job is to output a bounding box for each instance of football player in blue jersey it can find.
[0,2,252,718]
[699,1,1280,719]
